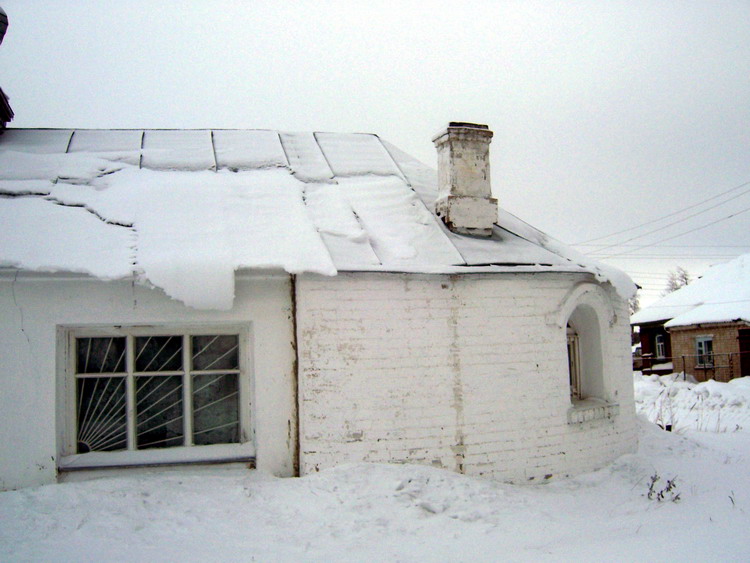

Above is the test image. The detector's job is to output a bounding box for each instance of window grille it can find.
[73,331,242,454]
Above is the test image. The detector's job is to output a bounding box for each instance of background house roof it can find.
[0,128,633,309]
[631,253,750,327]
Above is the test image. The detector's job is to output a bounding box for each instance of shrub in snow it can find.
[634,374,750,433]
[646,473,681,502]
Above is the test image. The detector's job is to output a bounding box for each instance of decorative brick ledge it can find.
[568,399,619,424]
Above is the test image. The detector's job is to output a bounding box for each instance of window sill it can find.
[58,442,255,471]
[567,398,619,424]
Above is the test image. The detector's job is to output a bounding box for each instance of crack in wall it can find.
[11,270,31,350]
[290,274,301,476]
[448,275,466,473]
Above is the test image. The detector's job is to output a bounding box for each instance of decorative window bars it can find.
[72,331,242,454]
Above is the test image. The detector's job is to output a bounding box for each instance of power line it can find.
[573,179,750,246]
[587,250,743,256]
[627,272,680,277]
[627,271,670,275]
[579,243,750,249]
[593,257,738,262]
[628,272,670,276]
[590,253,738,258]
[632,298,750,308]
[583,190,750,255]
[598,205,750,259]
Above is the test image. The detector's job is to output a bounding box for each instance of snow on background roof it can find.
[0,129,634,309]
[630,253,750,327]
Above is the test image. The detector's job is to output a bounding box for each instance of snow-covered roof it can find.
[631,254,750,328]
[0,128,634,309]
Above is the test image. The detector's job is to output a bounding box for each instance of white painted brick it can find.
[297,272,637,482]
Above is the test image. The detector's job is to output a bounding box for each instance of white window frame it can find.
[695,336,714,368]
[655,334,666,358]
[59,325,254,470]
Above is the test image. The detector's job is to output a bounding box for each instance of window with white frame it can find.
[695,336,714,367]
[66,328,247,457]
[655,334,666,358]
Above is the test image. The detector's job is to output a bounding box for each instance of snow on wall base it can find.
[296,272,637,483]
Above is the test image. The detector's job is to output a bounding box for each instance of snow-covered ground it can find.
[2,375,750,562]
[635,372,750,433]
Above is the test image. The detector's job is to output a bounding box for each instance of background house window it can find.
[696,336,714,367]
[655,334,666,358]
[73,331,241,454]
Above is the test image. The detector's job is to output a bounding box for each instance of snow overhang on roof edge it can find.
[0,128,636,309]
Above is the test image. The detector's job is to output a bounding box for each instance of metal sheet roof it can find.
[0,128,633,308]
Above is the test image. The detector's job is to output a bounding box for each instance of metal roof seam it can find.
[311,131,336,179]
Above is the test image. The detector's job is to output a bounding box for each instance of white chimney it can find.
[432,122,497,237]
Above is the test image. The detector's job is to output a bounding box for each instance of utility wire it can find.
[593,253,738,258]
[573,179,750,246]
[629,271,670,275]
[579,243,750,248]
[584,189,750,255]
[595,257,737,261]
[632,298,750,308]
[598,206,750,259]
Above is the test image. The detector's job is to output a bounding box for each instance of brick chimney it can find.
[432,122,497,237]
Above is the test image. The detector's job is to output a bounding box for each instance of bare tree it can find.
[628,292,640,316]
[663,267,690,295]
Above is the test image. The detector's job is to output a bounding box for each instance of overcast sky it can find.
[2,0,749,304]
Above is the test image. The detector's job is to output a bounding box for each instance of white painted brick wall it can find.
[297,272,636,482]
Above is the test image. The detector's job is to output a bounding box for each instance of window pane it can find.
[135,336,183,372]
[192,335,239,371]
[76,337,126,374]
[192,373,239,445]
[76,376,127,453]
[136,376,184,449]
[655,335,665,358]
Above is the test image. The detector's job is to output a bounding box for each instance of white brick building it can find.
[0,124,637,490]
[298,271,634,481]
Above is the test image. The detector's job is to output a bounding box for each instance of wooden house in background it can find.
[631,254,750,381]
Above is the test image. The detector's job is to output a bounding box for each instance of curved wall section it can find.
[297,272,637,482]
